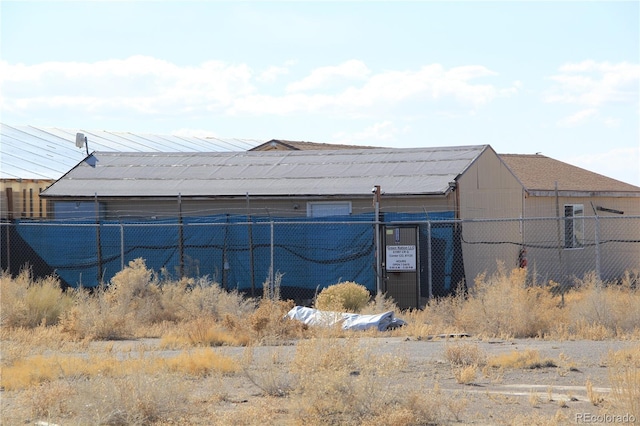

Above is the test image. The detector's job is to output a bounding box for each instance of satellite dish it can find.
[75,133,86,148]
[76,132,89,155]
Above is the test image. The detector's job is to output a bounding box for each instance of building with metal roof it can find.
[41,145,486,200]
[0,123,264,219]
[8,142,640,306]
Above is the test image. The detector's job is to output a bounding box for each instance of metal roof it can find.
[0,123,263,180]
[41,145,489,198]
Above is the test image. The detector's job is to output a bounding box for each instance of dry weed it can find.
[290,337,411,425]
[488,349,557,370]
[160,316,249,348]
[607,345,640,419]
[241,346,295,397]
[444,341,486,367]
[455,265,564,338]
[453,364,478,384]
[1,269,74,328]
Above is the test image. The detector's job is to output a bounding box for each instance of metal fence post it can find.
[178,193,184,278]
[594,214,601,285]
[270,219,275,299]
[95,193,102,283]
[427,220,433,300]
[120,223,125,271]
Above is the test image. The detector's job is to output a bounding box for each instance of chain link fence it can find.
[2,215,638,307]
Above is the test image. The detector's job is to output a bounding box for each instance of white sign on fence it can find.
[386,245,416,272]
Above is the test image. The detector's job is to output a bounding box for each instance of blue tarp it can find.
[14,212,459,298]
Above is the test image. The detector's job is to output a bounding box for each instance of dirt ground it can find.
[3,336,638,425]
[104,336,638,425]
[208,336,637,424]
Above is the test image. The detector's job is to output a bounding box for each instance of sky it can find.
[1,1,639,185]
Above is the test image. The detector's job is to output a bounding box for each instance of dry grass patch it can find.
[607,345,640,419]
[1,346,239,391]
[445,342,486,385]
[488,349,557,370]
[160,316,249,348]
[289,337,415,425]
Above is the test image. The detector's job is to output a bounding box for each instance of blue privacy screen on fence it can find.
[13,211,458,301]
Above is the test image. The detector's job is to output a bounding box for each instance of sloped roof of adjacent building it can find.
[500,154,640,195]
[41,145,490,198]
[0,123,263,180]
[250,139,379,151]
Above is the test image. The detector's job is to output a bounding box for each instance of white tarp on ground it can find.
[286,306,406,331]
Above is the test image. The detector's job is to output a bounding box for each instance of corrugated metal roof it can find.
[0,123,263,180]
[500,154,640,193]
[41,145,489,198]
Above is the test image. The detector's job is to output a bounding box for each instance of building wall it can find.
[523,194,640,283]
[1,179,52,220]
[456,149,525,285]
[51,195,456,220]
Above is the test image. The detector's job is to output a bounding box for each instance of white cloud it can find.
[2,57,514,121]
[231,63,515,116]
[257,61,295,83]
[331,121,401,145]
[286,60,370,93]
[170,128,219,138]
[556,108,598,127]
[568,146,640,186]
[1,56,255,115]
[545,61,640,107]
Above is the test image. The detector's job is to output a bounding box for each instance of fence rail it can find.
[2,215,638,307]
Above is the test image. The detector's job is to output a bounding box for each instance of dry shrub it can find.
[159,276,255,322]
[290,337,412,425]
[453,364,478,384]
[224,298,305,345]
[25,380,76,421]
[107,258,165,323]
[444,342,486,367]
[315,281,371,313]
[360,388,444,426]
[455,265,564,338]
[61,285,136,340]
[160,316,249,348]
[607,345,640,419]
[71,372,190,425]
[567,272,640,338]
[445,342,485,385]
[61,259,255,340]
[1,269,73,328]
[487,349,556,370]
[359,292,399,315]
[242,347,295,397]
